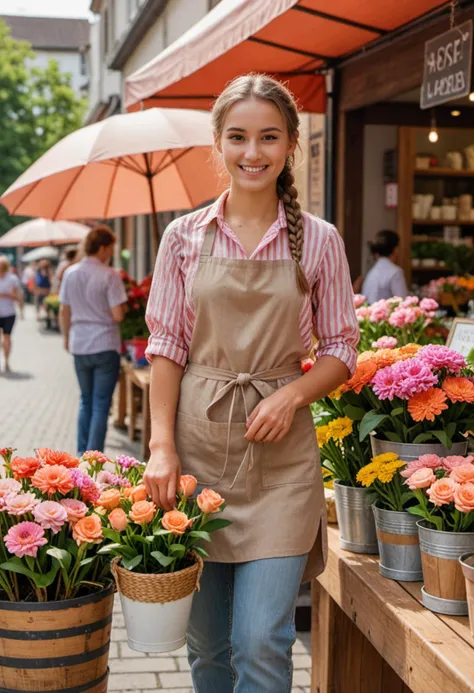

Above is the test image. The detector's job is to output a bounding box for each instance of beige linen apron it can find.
[175,221,327,583]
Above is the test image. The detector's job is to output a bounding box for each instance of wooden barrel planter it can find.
[0,583,114,693]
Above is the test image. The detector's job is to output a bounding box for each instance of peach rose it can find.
[97,488,121,510]
[162,510,192,535]
[450,463,474,484]
[454,483,474,513]
[122,487,133,499]
[179,475,197,497]
[108,508,128,532]
[197,488,225,514]
[129,500,156,524]
[11,456,42,479]
[427,478,457,506]
[406,467,436,491]
[130,484,148,503]
[72,514,103,546]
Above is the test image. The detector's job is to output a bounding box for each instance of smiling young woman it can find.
[143,73,359,692]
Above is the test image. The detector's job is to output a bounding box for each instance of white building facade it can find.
[2,14,90,99]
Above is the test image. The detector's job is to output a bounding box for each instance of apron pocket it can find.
[175,411,248,486]
[261,406,319,489]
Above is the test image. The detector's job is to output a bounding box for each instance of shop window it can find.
[80,53,87,77]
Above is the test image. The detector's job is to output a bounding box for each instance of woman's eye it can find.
[262,135,277,140]
[229,135,244,141]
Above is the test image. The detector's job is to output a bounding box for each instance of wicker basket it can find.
[111,553,203,604]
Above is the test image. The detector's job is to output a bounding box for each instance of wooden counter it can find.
[311,526,474,693]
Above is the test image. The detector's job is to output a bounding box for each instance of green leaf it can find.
[169,544,186,556]
[343,405,365,421]
[406,507,428,518]
[0,559,35,579]
[432,430,450,448]
[122,555,143,571]
[132,535,153,546]
[445,422,456,440]
[153,529,173,537]
[200,518,233,533]
[391,407,404,417]
[97,543,123,554]
[150,551,174,568]
[189,531,211,543]
[384,431,402,443]
[33,565,60,588]
[400,492,414,506]
[79,557,95,568]
[359,411,388,442]
[47,547,72,572]
[66,539,78,557]
[413,432,436,444]
[102,528,122,543]
[193,546,209,558]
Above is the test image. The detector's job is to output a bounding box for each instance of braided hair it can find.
[212,73,309,295]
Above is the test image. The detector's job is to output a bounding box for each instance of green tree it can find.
[0,19,87,237]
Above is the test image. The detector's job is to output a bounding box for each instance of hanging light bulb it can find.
[469,92,474,102]
[428,110,438,143]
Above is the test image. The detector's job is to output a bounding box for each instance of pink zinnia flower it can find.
[116,455,141,470]
[388,307,420,327]
[420,298,439,313]
[0,479,22,509]
[5,493,39,516]
[60,499,88,522]
[417,345,466,375]
[71,469,101,502]
[391,359,438,399]
[372,336,398,350]
[400,455,443,478]
[33,501,68,535]
[356,307,371,321]
[402,296,420,307]
[4,522,48,558]
[444,455,474,470]
[81,450,110,466]
[353,294,366,308]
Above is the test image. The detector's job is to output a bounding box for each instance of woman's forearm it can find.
[149,356,185,452]
[284,355,350,408]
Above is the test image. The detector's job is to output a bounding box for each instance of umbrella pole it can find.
[143,153,159,257]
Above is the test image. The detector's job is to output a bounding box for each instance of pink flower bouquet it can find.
[353,295,446,352]
[403,454,474,532]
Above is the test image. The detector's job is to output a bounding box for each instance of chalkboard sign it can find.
[420,20,473,109]
[446,318,474,361]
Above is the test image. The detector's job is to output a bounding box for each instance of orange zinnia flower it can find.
[408,388,448,422]
[397,344,422,360]
[11,456,42,479]
[31,465,74,496]
[344,359,378,395]
[373,349,399,368]
[442,377,474,404]
[40,450,79,468]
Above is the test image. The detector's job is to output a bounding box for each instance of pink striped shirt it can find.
[146,191,359,374]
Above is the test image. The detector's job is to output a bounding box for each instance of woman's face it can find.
[216,97,296,194]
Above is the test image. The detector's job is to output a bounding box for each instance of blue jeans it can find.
[187,554,308,693]
[73,351,120,454]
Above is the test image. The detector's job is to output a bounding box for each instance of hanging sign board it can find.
[420,20,473,109]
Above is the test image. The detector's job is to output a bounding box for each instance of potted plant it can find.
[0,447,114,693]
[403,454,474,614]
[316,413,378,554]
[98,474,231,653]
[460,552,474,636]
[119,271,152,366]
[357,452,422,581]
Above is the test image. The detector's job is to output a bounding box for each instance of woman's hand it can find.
[143,444,182,511]
[245,388,298,443]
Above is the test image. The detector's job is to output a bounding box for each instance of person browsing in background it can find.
[34,259,52,320]
[0,255,22,373]
[144,74,359,693]
[59,225,127,456]
[362,229,408,304]
[53,247,78,293]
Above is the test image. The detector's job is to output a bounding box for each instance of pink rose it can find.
[356,307,371,321]
[406,467,436,490]
[372,336,398,350]
[420,298,439,313]
[353,294,366,308]
[401,296,420,307]
[427,478,457,506]
[5,493,38,516]
[454,483,474,513]
[450,463,474,484]
[443,455,473,471]
[400,455,443,478]
[33,501,68,534]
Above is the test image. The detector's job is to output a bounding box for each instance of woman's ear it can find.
[288,131,299,157]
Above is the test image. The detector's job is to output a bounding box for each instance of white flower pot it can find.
[119,591,195,653]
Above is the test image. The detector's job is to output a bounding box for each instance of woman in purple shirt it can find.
[59,226,127,455]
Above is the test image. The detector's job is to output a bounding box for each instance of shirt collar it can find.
[197,189,288,230]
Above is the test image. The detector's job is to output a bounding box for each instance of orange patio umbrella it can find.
[0,219,89,248]
[124,0,449,112]
[0,108,226,247]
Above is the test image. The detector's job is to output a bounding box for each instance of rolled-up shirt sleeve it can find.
[312,226,359,376]
[145,222,188,367]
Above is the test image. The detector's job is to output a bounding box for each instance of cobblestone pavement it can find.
[0,307,312,692]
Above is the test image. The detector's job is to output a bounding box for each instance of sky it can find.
[1,0,91,19]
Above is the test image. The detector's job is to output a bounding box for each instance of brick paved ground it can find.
[0,307,312,692]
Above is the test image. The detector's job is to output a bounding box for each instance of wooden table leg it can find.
[114,368,127,429]
[311,579,335,693]
[141,384,151,461]
[127,374,137,442]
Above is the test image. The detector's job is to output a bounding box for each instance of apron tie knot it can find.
[236,372,252,386]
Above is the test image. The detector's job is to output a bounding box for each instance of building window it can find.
[79,53,87,77]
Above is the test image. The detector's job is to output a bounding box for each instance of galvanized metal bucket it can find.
[334,481,378,554]
[372,505,422,581]
[417,521,474,615]
[459,553,474,637]
[370,437,468,462]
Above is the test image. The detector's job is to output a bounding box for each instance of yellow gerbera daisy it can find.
[371,452,399,466]
[316,425,330,447]
[327,416,353,441]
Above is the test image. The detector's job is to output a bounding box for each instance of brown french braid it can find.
[277,157,309,295]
